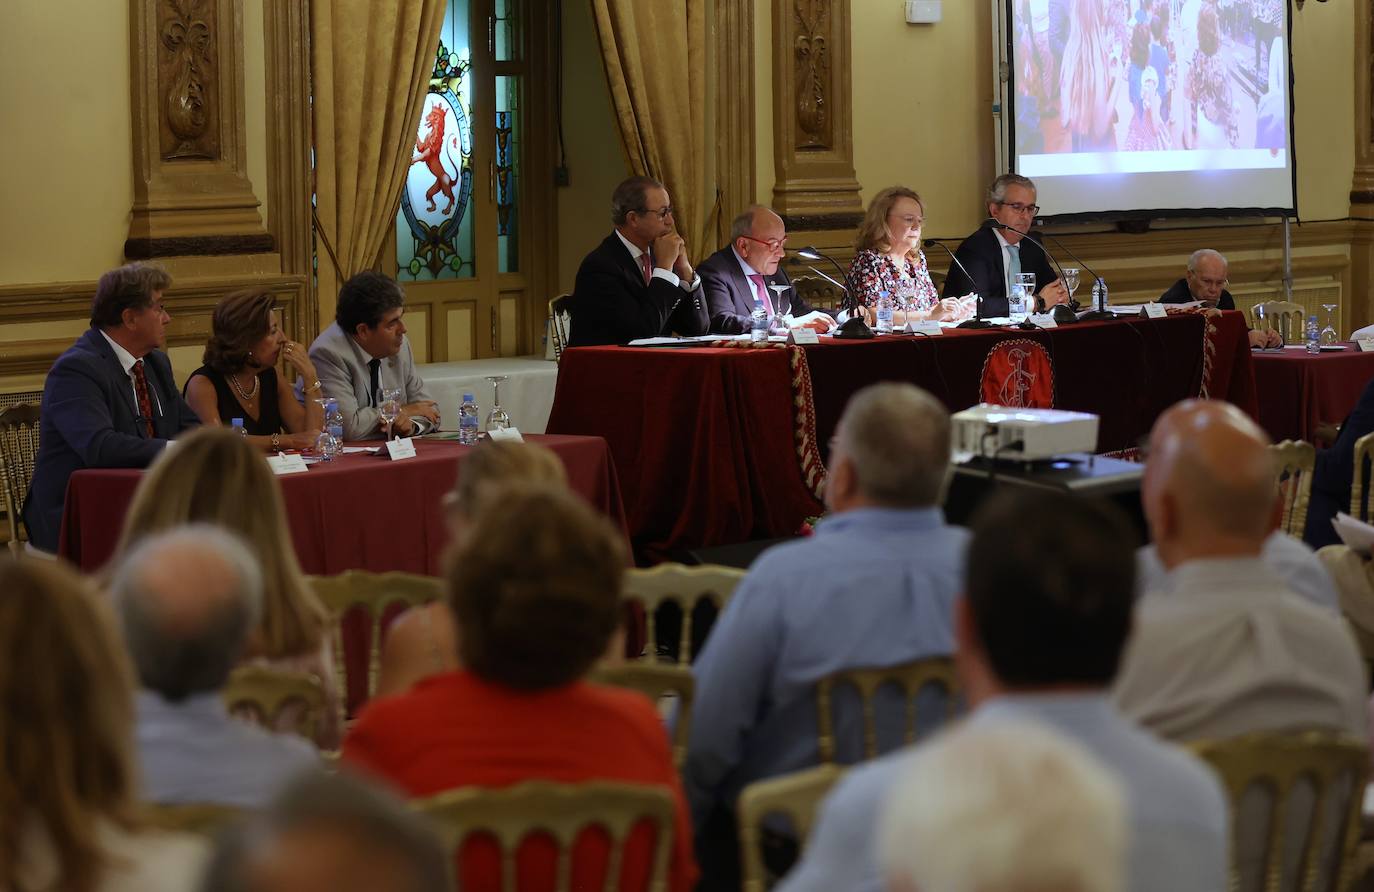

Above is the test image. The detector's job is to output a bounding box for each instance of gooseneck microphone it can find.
[924,238,992,330]
[788,246,874,339]
[989,221,1098,324]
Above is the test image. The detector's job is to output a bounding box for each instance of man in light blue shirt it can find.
[113,525,319,808]
[685,382,970,887]
[778,490,1229,892]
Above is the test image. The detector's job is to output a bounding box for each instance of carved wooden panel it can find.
[793,0,831,150]
[158,0,221,160]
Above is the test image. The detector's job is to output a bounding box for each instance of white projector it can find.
[951,404,1100,462]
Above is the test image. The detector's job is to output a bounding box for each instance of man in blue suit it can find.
[24,262,199,552]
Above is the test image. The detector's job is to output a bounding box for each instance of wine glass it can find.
[485,375,510,431]
[312,397,337,459]
[1061,267,1080,306]
[377,387,401,441]
[770,285,792,333]
[1320,303,1339,345]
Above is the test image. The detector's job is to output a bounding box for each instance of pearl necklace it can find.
[229,370,260,401]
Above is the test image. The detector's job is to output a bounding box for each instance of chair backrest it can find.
[222,665,327,743]
[815,656,960,764]
[412,780,676,892]
[140,801,247,836]
[590,663,694,768]
[1317,545,1374,685]
[308,570,443,715]
[622,563,745,665]
[1270,440,1316,538]
[1351,432,1374,523]
[549,293,572,363]
[1188,731,1369,892]
[0,403,40,551]
[737,764,847,892]
[1251,301,1306,344]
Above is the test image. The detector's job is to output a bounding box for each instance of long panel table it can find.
[58,434,627,575]
[547,310,1257,559]
[1250,345,1374,443]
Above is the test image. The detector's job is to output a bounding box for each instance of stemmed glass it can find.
[1060,267,1080,307]
[377,387,401,441]
[485,375,511,431]
[312,397,338,459]
[770,285,792,334]
[1320,303,1339,345]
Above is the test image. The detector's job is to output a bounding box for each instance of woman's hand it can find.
[281,430,322,451]
[934,298,963,322]
[281,340,317,379]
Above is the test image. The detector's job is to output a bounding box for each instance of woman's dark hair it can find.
[203,289,277,373]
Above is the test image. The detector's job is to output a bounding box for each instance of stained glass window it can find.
[494,0,518,62]
[496,75,520,274]
[396,1,475,281]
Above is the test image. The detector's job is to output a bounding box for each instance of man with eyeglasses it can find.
[1160,249,1280,347]
[699,205,836,335]
[566,175,710,346]
[942,173,1068,316]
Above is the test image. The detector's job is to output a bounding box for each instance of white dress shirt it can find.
[98,329,163,419]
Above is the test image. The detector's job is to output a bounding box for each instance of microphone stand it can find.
[1026,227,1113,321]
[992,222,1108,323]
[789,246,873,339]
[924,238,991,330]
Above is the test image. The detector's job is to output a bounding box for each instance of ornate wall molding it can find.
[771,0,863,227]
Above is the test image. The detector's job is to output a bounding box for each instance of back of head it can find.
[610,175,664,227]
[448,483,625,690]
[833,382,951,508]
[337,272,405,334]
[200,771,447,892]
[115,428,324,657]
[878,718,1125,892]
[447,439,569,525]
[112,524,264,701]
[90,261,172,329]
[0,558,138,892]
[966,490,1138,688]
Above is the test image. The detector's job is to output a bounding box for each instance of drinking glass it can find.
[377,387,401,441]
[1320,303,1339,345]
[485,375,511,431]
[312,397,337,459]
[1060,267,1080,305]
[1012,273,1036,317]
[770,285,792,333]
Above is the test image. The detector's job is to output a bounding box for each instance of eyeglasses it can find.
[740,234,788,252]
[888,214,925,230]
[636,205,675,220]
[998,201,1040,215]
[1189,272,1229,289]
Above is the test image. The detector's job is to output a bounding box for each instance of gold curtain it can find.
[589,0,711,256]
[310,0,446,326]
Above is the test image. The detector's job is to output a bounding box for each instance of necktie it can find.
[748,274,774,315]
[640,253,653,285]
[131,359,155,438]
[1006,243,1022,297]
[368,357,381,407]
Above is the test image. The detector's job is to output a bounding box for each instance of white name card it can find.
[486,427,525,443]
[1027,313,1058,329]
[385,437,417,460]
[266,453,309,475]
[1141,302,1167,319]
[904,320,944,336]
[787,327,820,345]
[1359,339,1374,353]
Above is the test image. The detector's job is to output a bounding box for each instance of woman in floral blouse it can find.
[845,186,965,325]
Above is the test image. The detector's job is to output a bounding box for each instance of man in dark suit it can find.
[699,205,836,335]
[942,174,1068,317]
[567,175,710,346]
[24,262,199,552]
[1160,249,1279,347]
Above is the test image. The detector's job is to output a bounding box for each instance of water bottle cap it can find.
[231,417,243,427]
[325,398,338,410]
[463,392,475,401]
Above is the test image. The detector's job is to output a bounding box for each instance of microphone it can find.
[789,246,873,339]
[924,239,991,330]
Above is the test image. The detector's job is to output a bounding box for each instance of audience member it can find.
[685,382,969,888]
[24,262,199,552]
[342,484,697,891]
[845,187,966,324]
[185,288,324,450]
[878,719,1126,892]
[0,558,207,891]
[1138,528,1339,612]
[376,439,572,698]
[1305,377,1374,548]
[200,771,447,892]
[567,175,709,346]
[701,204,834,334]
[1115,399,1368,740]
[308,271,438,440]
[110,428,341,746]
[779,490,1228,892]
[112,525,320,808]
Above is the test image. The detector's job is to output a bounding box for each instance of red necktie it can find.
[131,359,155,438]
[640,253,653,285]
[749,274,775,315]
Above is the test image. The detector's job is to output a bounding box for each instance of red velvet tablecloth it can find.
[1250,345,1374,442]
[547,310,1257,557]
[58,434,627,575]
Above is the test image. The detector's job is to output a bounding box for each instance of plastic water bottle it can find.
[875,292,894,333]
[459,392,480,445]
[1007,283,1025,318]
[231,417,246,438]
[750,303,769,342]
[324,398,344,456]
[1092,277,1109,313]
[1306,315,1321,354]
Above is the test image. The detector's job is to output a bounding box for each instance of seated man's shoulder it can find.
[696,246,733,276]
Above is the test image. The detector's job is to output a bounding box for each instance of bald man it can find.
[1159,249,1281,348]
[1113,400,1366,742]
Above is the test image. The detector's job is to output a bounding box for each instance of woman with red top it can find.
[342,484,697,892]
[845,186,967,326]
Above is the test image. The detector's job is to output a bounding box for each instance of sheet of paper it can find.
[1334,512,1374,555]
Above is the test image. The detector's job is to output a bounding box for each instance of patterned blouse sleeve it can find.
[845,250,887,308]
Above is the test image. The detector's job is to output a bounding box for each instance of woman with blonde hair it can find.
[109,426,340,745]
[844,186,966,325]
[0,558,207,891]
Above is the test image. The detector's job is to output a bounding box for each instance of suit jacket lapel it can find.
[86,330,142,426]
[727,258,756,315]
[609,234,648,292]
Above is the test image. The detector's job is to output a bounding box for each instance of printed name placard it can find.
[487,427,525,443]
[787,327,820,345]
[904,320,944,336]
[266,453,309,475]
[385,437,417,461]
[1027,313,1058,329]
[1140,303,1167,319]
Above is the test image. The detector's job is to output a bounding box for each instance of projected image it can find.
[1013,0,1287,175]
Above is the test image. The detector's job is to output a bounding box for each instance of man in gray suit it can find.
[308,272,438,440]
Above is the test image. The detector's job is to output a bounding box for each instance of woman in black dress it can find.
[185,288,324,450]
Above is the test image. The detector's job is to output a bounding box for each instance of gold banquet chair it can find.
[737,764,848,892]
[1317,545,1374,686]
[590,663,695,768]
[815,656,960,764]
[1251,300,1307,345]
[413,780,676,891]
[1352,432,1374,523]
[549,293,572,363]
[1188,731,1368,892]
[223,665,327,744]
[1270,440,1317,539]
[623,563,745,665]
[0,403,40,554]
[140,802,247,837]
[308,570,443,717]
